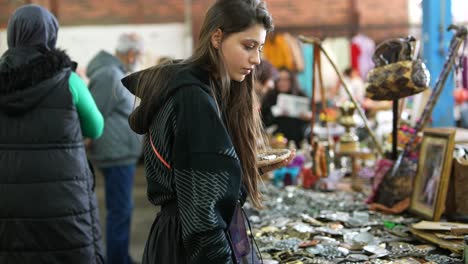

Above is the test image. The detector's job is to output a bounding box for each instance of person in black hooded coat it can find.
[0,4,105,264]
[121,1,295,263]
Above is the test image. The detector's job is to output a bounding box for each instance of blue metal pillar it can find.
[422,0,454,127]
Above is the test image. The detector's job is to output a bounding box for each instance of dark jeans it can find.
[101,165,136,264]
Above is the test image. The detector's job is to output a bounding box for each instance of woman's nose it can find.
[250,51,261,65]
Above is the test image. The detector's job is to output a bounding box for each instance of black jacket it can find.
[123,63,241,264]
[261,89,310,144]
[0,47,104,264]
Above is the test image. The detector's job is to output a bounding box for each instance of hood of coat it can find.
[0,48,74,116]
[121,62,212,134]
[7,4,59,51]
[86,50,125,79]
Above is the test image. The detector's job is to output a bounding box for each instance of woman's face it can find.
[277,70,291,93]
[220,24,266,82]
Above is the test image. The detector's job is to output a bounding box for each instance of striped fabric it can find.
[219,146,239,160]
[144,97,176,205]
[144,85,242,263]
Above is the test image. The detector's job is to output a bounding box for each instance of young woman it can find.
[0,4,104,263]
[122,0,293,263]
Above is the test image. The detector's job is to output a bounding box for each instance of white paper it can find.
[273,94,311,118]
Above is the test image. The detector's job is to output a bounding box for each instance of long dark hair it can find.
[129,0,273,208]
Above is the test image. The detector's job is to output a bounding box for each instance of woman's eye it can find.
[244,45,255,50]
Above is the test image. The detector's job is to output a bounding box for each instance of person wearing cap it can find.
[86,33,143,264]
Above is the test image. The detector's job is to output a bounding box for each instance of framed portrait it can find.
[409,128,456,221]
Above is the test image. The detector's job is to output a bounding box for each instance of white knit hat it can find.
[116,33,143,53]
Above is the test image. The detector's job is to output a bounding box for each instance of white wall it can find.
[408,0,468,25]
[0,23,190,74]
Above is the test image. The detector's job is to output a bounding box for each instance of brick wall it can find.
[191,0,409,43]
[357,0,410,41]
[0,0,185,27]
[1,0,409,42]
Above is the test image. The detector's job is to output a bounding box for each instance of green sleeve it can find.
[69,72,104,139]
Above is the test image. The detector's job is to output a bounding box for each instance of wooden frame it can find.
[409,128,456,221]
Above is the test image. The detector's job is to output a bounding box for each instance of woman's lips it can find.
[242,69,252,75]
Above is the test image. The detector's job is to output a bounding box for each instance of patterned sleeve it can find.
[172,86,241,264]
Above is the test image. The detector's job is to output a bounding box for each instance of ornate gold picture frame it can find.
[409,128,456,221]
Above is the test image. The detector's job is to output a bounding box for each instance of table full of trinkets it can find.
[243,185,464,264]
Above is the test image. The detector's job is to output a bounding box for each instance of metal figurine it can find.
[337,101,359,153]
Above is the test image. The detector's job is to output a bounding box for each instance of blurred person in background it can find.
[261,67,311,145]
[0,4,104,263]
[335,67,365,105]
[254,59,279,100]
[455,87,468,128]
[336,67,392,116]
[86,33,143,264]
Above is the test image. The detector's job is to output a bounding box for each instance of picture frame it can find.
[409,128,456,221]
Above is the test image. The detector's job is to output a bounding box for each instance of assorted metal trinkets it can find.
[246,185,462,263]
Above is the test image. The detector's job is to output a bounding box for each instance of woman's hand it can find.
[259,149,296,175]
